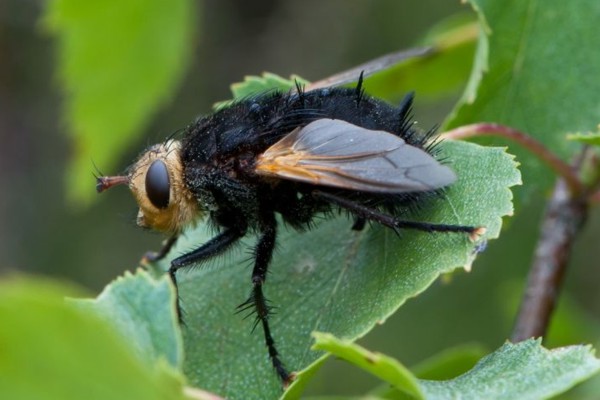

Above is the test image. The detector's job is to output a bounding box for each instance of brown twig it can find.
[511,173,587,341]
[588,190,600,204]
[511,149,590,341]
[443,123,584,195]
[444,123,593,341]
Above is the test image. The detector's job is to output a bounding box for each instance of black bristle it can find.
[355,71,365,106]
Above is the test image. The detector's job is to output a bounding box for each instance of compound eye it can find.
[145,159,170,209]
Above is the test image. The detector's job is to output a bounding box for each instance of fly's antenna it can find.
[92,158,129,193]
[96,175,128,193]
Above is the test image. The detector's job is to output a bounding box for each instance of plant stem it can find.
[511,174,587,342]
[443,123,583,195]
[445,123,594,341]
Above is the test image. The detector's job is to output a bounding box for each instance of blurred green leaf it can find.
[330,344,488,399]
[365,13,478,103]
[73,269,184,369]
[0,276,186,400]
[566,132,600,147]
[311,333,424,400]
[44,0,196,205]
[446,0,600,203]
[310,334,600,400]
[497,281,600,349]
[411,344,488,380]
[302,397,384,400]
[151,138,519,399]
[216,14,473,114]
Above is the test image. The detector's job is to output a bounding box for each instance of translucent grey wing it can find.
[255,119,456,193]
[304,47,432,91]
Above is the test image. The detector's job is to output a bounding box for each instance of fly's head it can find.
[97,140,201,233]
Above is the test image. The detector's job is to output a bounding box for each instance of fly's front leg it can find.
[312,190,483,239]
[351,217,366,231]
[170,227,245,320]
[141,234,178,265]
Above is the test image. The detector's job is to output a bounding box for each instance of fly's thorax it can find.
[128,140,201,233]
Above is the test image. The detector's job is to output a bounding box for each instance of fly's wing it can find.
[303,47,432,91]
[255,119,456,193]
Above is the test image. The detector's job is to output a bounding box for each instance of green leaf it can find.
[566,132,600,147]
[310,334,600,400]
[73,269,184,369]
[0,277,186,400]
[231,73,309,99]
[419,340,600,400]
[283,357,329,400]
[496,281,600,349]
[365,13,478,102]
[151,139,519,399]
[213,73,309,110]
[312,332,424,399]
[446,0,600,203]
[368,344,488,399]
[230,17,477,105]
[44,0,196,205]
[411,344,488,380]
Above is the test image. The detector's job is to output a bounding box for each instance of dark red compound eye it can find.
[145,159,170,209]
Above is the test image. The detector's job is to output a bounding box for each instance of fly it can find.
[96,75,484,384]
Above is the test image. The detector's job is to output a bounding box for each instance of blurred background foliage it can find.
[0,0,599,397]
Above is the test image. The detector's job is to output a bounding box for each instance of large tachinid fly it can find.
[97,77,483,384]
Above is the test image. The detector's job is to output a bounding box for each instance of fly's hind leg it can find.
[237,209,291,384]
[312,190,484,240]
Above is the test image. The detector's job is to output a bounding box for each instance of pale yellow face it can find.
[127,140,201,233]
